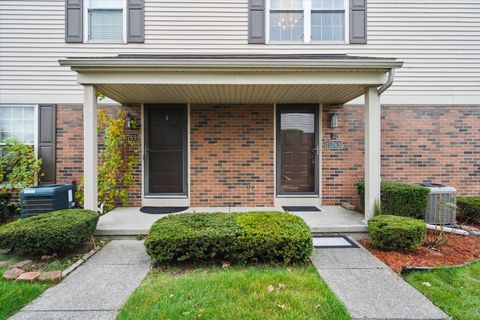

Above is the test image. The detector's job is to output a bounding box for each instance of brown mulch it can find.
[359,231,480,273]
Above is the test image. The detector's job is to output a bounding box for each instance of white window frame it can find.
[266,0,349,44]
[83,0,127,44]
[0,104,39,157]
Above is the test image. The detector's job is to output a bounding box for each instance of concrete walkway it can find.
[11,240,150,320]
[311,239,450,320]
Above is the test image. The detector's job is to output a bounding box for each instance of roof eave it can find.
[59,58,403,72]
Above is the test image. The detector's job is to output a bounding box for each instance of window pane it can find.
[89,9,123,41]
[312,0,344,9]
[311,12,344,41]
[271,0,303,10]
[0,106,35,144]
[270,12,304,41]
[90,0,123,9]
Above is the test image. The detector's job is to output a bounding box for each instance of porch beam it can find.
[83,85,98,211]
[364,86,381,220]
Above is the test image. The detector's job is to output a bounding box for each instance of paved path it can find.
[12,240,150,320]
[311,239,450,320]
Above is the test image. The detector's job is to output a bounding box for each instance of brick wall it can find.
[190,105,274,206]
[322,105,480,207]
[55,104,142,207]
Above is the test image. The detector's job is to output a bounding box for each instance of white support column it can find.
[364,87,381,220]
[83,85,98,211]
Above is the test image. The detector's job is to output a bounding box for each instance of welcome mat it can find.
[140,207,189,214]
[312,236,359,249]
[282,206,322,212]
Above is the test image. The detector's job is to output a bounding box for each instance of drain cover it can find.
[313,236,358,248]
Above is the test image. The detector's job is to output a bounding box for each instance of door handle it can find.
[312,146,319,158]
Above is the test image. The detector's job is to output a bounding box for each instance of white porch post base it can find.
[83,85,98,211]
[364,87,381,220]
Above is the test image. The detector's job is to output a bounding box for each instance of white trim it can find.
[83,0,127,44]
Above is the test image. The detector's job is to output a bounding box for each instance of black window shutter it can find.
[248,0,265,44]
[127,0,145,43]
[65,0,83,43]
[38,105,56,185]
[349,0,367,44]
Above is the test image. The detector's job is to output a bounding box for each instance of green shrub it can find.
[0,192,11,222]
[0,209,99,255]
[357,181,429,218]
[144,212,313,264]
[368,215,426,252]
[457,196,480,224]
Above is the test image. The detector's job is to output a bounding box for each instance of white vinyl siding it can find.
[0,0,479,105]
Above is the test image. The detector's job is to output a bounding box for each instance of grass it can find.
[117,264,350,320]
[0,255,51,320]
[406,261,480,320]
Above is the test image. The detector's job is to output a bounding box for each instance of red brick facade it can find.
[322,105,480,207]
[55,103,479,208]
[190,105,274,206]
[55,104,142,206]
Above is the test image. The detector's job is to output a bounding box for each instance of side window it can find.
[85,0,125,43]
[0,105,36,145]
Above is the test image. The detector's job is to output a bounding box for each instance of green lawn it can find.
[0,256,51,320]
[406,262,480,320]
[117,264,350,320]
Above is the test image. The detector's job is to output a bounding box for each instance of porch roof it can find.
[59,54,403,104]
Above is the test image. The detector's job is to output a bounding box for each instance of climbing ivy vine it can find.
[76,109,138,213]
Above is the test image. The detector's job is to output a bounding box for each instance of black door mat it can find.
[282,206,321,212]
[140,207,189,214]
[312,235,359,249]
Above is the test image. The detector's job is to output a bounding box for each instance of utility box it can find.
[419,183,456,225]
[20,184,75,218]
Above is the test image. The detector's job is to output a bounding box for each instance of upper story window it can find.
[85,0,126,43]
[0,105,36,145]
[267,0,348,43]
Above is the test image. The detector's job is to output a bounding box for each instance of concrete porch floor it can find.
[95,206,367,238]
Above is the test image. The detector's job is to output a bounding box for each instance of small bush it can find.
[457,196,480,224]
[368,215,426,252]
[0,192,11,222]
[144,212,313,264]
[0,209,99,255]
[357,181,429,218]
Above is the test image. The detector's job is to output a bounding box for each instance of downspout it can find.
[377,68,395,95]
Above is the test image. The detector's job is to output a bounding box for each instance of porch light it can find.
[125,113,133,129]
[329,113,338,128]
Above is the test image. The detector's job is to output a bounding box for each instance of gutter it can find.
[377,68,395,95]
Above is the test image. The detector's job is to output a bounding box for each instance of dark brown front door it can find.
[276,105,319,195]
[145,105,187,195]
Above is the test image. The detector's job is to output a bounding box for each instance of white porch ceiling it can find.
[95,83,368,104]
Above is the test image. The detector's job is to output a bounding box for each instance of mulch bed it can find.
[360,231,480,273]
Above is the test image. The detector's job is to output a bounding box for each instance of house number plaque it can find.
[125,134,139,142]
[325,140,344,150]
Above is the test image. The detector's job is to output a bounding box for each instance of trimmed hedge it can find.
[358,181,429,218]
[457,196,480,224]
[0,209,99,255]
[144,212,313,264]
[368,215,426,252]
